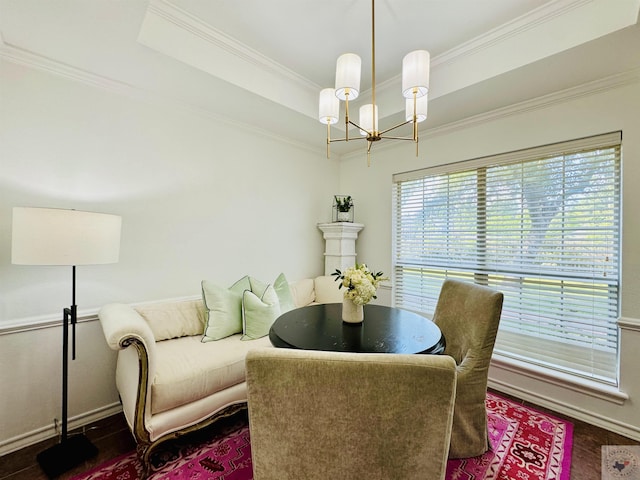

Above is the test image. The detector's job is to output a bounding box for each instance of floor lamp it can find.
[11,207,122,479]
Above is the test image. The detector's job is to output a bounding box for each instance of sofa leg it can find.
[136,442,152,480]
[133,403,248,478]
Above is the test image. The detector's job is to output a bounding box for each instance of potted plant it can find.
[334,195,354,222]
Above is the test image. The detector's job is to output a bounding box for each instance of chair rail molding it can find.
[618,316,640,332]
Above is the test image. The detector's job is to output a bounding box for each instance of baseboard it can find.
[0,402,123,456]
[489,379,640,441]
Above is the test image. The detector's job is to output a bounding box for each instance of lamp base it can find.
[37,434,98,478]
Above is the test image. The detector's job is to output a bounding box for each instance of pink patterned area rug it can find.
[71,392,572,480]
[447,392,573,480]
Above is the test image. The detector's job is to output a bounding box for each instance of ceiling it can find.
[1,0,639,158]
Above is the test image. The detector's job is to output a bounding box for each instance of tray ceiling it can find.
[1,0,639,157]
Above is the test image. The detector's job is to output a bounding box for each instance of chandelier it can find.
[318,0,430,166]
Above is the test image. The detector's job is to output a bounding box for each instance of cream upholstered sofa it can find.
[98,275,342,476]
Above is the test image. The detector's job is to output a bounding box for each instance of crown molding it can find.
[433,0,592,67]
[2,34,637,162]
[0,40,320,156]
[0,40,134,95]
[421,68,640,140]
[341,66,639,160]
[344,0,639,120]
[138,0,318,119]
[429,0,639,100]
[145,0,318,90]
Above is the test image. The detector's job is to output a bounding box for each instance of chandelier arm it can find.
[326,123,331,159]
[347,118,369,134]
[378,135,416,141]
[344,92,350,142]
[378,119,412,136]
[412,92,418,141]
[328,136,368,144]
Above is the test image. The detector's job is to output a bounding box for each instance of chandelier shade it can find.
[319,88,340,125]
[335,53,361,101]
[406,94,428,123]
[402,50,430,98]
[359,104,378,136]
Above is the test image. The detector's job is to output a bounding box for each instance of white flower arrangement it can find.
[332,263,388,305]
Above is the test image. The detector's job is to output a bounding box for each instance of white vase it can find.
[342,297,364,323]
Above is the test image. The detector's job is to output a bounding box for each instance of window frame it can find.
[392,131,622,386]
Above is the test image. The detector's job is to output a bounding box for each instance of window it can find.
[392,132,621,385]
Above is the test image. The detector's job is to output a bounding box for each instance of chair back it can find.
[246,348,457,480]
[432,279,503,457]
[433,279,503,377]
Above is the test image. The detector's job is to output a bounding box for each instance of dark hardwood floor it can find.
[0,414,136,480]
[1,391,638,480]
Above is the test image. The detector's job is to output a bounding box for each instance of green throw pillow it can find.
[241,284,281,340]
[201,276,251,342]
[248,276,270,298]
[274,272,296,313]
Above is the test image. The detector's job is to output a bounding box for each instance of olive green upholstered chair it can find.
[432,279,504,458]
[245,348,457,480]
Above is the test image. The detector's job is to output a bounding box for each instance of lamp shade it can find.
[406,94,428,123]
[318,88,340,125]
[402,50,430,98]
[335,53,361,101]
[359,104,378,136]
[12,207,122,266]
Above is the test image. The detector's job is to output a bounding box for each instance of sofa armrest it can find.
[289,276,345,307]
[98,303,157,443]
[289,278,315,307]
[99,303,157,352]
[314,276,344,304]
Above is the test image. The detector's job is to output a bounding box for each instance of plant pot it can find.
[337,211,352,222]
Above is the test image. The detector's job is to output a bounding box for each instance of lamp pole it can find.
[60,265,77,442]
[36,266,98,478]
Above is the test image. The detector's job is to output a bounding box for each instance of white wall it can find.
[339,74,640,440]
[0,59,338,452]
[2,56,639,454]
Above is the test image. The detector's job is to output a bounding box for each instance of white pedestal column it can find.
[317,222,364,276]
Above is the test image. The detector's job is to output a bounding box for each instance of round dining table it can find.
[269,303,445,354]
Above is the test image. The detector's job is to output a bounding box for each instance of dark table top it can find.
[269,303,445,354]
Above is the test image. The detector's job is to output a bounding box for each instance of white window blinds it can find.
[392,132,621,384]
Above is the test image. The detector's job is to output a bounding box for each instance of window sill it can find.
[489,353,629,405]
